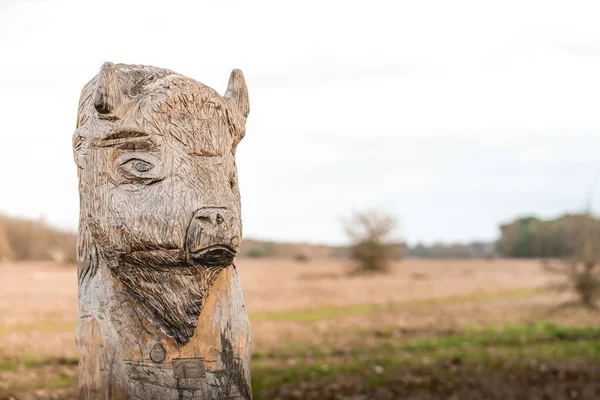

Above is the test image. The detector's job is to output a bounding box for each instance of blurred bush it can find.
[538,213,600,308]
[343,210,400,274]
[294,253,309,263]
[0,215,76,263]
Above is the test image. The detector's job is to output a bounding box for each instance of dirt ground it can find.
[1,258,597,399]
[0,258,558,356]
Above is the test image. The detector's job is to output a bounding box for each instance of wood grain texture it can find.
[73,62,251,399]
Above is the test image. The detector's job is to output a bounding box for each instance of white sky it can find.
[0,0,599,245]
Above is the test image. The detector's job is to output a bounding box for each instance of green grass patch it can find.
[0,358,18,372]
[13,375,77,391]
[4,323,599,397]
[251,287,543,323]
[0,355,78,372]
[251,323,600,398]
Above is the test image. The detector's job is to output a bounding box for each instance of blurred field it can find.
[1,258,599,399]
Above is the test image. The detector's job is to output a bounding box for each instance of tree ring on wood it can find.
[149,342,167,363]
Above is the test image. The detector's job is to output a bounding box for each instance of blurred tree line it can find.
[498,214,600,258]
[408,241,494,259]
[3,211,598,266]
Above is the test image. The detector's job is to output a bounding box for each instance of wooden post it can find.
[73,62,252,399]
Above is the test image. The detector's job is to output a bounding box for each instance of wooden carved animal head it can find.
[73,63,249,344]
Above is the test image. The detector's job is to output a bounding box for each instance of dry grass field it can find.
[1,258,599,399]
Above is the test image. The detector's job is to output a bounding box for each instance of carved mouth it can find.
[121,245,236,270]
[189,245,236,267]
[121,249,184,269]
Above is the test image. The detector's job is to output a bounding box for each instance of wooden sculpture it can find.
[73,62,251,399]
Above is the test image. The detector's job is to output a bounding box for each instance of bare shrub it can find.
[0,215,76,263]
[543,212,600,308]
[343,210,399,274]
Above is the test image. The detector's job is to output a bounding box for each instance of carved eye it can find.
[116,155,162,186]
[132,160,153,173]
[118,158,155,181]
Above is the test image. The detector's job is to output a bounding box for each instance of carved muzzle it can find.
[185,208,239,267]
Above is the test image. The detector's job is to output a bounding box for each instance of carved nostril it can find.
[216,214,224,225]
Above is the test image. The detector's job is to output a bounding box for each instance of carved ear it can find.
[224,69,249,119]
[94,62,125,119]
[72,134,89,169]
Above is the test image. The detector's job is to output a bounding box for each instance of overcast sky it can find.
[0,0,599,245]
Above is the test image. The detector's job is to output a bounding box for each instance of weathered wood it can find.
[73,62,251,399]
